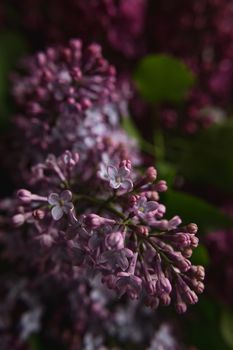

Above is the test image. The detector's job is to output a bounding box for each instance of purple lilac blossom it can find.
[5,39,139,184]
[8,148,204,313]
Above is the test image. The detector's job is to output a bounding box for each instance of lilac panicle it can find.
[11,151,204,313]
[8,39,139,184]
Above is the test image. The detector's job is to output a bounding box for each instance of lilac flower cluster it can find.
[8,39,138,183]
[150,0,233,132]
[9,0,147,59]
[10,149,204,313]
[0,38,204,350]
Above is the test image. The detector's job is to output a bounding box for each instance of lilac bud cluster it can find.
[11,149,204,313]
[8,39,138,183]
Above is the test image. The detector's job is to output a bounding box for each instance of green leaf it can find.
[184,297,231,350]
[163,190,233,231]
[122,116,141,141]
[191,244,210,266]
[134,54,195,104]
[221,309,233,349]
[177,121,233,193]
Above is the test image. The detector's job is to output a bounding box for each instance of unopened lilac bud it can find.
[160,293,171,306]
[145,167,157,182]
[145,191,159,201]
[17,189,32,204]
[105,232,124,250]
[128,195,139,207]
[186,290,198,305]
[85,214,115,229]
[193,265,205,280]
[136,226,149,237]
[33,209,45,220]
[12,214,25,227]
[193,280,205,294]
[190,235,199,247]
[175,301,187,314]
[183,248,193,258]
[154,180,168,192]
[187,223,198,234]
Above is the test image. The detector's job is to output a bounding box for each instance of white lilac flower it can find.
[48,190,73,220]
[107,164,133,192]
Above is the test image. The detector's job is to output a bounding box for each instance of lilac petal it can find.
[110,179,121,189]
[117,253,130,271]
[51,205,63,220]
[121,179,133,192]
[123,248,134,259]
[107,165,118,179]
[48,193,59,205]
[168,216,182,230]
[63,202,74,213]
[146,201,159,212]
[118,166,130,177]
[88,234,102,250]
[60,190,72,202]
[137,196,147,207]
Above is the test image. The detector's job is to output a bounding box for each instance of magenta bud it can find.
[193,280,205,294]
[128,195,139,207]
[175,302,187,314]
[33,209,45,220]
[12,214,25,227]
[145,191,159,201]
[160,293,171,306]
[155,180,168,192]
[183,248,193,258]
[85,214,115,229]
[136,226,149,237]
[145,166,157,182]
[187,223,198,234]
[196,266,205,280]
[17,189,32,203]
[186,290,198,305]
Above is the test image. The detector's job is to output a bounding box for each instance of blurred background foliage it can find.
[1,1,233,349]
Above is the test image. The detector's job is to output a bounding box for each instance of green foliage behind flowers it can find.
[134,54,195,104]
